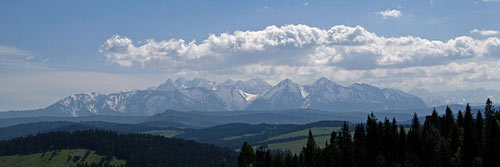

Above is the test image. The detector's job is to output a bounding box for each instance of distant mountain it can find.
[156,77,217,91]
[409,88,500,107]
[248,77,426,112]
[234,78,273,94]
[247,79,308,110]
[42,89,226,116]
[1,77,427,118]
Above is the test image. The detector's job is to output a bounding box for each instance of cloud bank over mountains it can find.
[100,24,500,90]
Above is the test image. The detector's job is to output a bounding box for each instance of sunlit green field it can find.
[144,129,184,138]
[0,149,126,167]
[266,127,340,142]
[264,127,345,153]
[223,133,260,141]
[267,135,331,153]
[144,125,344,155]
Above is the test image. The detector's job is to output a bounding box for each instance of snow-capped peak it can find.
[158,77,217,90]
[313,77,336,87]
[216,79,235,89]
[234,78,272,94]
[23,77,427,117]
[156,79,176,91]
[276,78,294,86]
[261,79,307,99]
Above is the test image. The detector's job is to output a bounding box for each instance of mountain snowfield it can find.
[3,77,428,117]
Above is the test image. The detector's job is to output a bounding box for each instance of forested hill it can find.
[0,130,237,167]
[238,99,500,167]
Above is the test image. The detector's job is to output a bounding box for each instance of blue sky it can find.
[1,0,500,110]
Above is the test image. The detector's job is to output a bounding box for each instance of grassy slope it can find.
[265,127,340,142]
[0,149,125,167]
[267,135,331,154]
[223,133,260,141]
[264,127,339,153]
[144,129,184,138]
[148,126,343,154]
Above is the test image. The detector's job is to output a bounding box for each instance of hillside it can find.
[142,109,418,128]
[0,119,348,153]
[150,120,348,151]
[0,149,125,167]
[0,130,237,167]
[0,121,169,140]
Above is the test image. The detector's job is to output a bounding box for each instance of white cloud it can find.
[470,29,499,36]
[101,24,500,71]
[303,2,309,6]
[376,9,402,19]
[99,24,500,92]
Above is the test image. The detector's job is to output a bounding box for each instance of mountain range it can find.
[409,88,500,107]
[0,77,428,118]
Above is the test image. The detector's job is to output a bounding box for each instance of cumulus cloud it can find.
[99,24,500,91]
[376,9,402,19]
[101,24,500,71]
[470,29,499,36]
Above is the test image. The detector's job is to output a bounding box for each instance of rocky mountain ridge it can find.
[1,77,427,117]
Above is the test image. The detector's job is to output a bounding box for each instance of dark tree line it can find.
[0,130,237,167]
[239,99,500,167]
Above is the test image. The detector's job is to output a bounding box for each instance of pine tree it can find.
[338,122,353,167]
[366,112,379,163]
[450,147,464,167]
[272,152,285,167]
[264,150,272,167]
[485,98,493,119]
[303,130,318,167]
[472,157,483,167]
[483,98,500,166]
[241,100,500,167]
[330,130,337,147]
[397,125,407,163]
[423,114,444,167]
[443,106,456,138]
[407,113,422,165]
[284,154,295,167]
[408,113,421,151]
[462,104,476,167]
[475,110,484,159]
[476,110,484,133]
[430,108,440,127]
[457,110,464,128]
[256,147,266,167]
[353,124,367,167]
[238,142,256,167]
